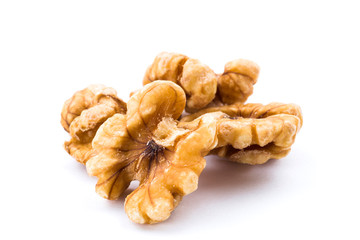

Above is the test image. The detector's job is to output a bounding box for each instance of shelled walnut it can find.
[181,103,303,165]
[61,85,126,164]
[212,114,301,165]
[143,52,259,112]
[87,81,223,224]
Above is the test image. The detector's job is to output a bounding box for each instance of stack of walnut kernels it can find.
[61,52,303,224]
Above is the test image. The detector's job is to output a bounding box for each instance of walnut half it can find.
[143,52,259,112]
[213,114,301,165]
[87,81,222,224]
[181,102,303,165]
[61,85,126,164]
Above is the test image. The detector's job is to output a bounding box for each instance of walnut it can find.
[181,103,303,165]
[143,52,217,112]
[86,81,221,224]
[143,52,259,112]
[217,59,260,105]
[213,114,301,165]
[61,85,127,164]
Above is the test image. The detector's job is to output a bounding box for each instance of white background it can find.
[1,1,359,239]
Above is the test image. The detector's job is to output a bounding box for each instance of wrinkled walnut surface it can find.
[143,52,259,112]
[213,114,301,165]
[61,85,127,164]
[217,59,260,105]
[182,102,303,165]
[87,81,221,224]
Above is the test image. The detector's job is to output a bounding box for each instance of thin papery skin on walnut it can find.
[61,84,127,164]
[87,81,221,224]
[181,102,303,165]
[143,52,259,112]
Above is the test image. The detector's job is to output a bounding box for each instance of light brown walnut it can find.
[143,52,259,112]
[217,59,260,105]
[213,114,301,165]
[61,85,126,164]
[181,102,303,165]
[87,81,222,224]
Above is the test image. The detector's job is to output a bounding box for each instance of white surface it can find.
[1,1,359,239]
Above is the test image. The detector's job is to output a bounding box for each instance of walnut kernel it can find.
[61,85,126,164]
[181,102,303,165]
[87,81,222,223]
[143,52,259,112]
